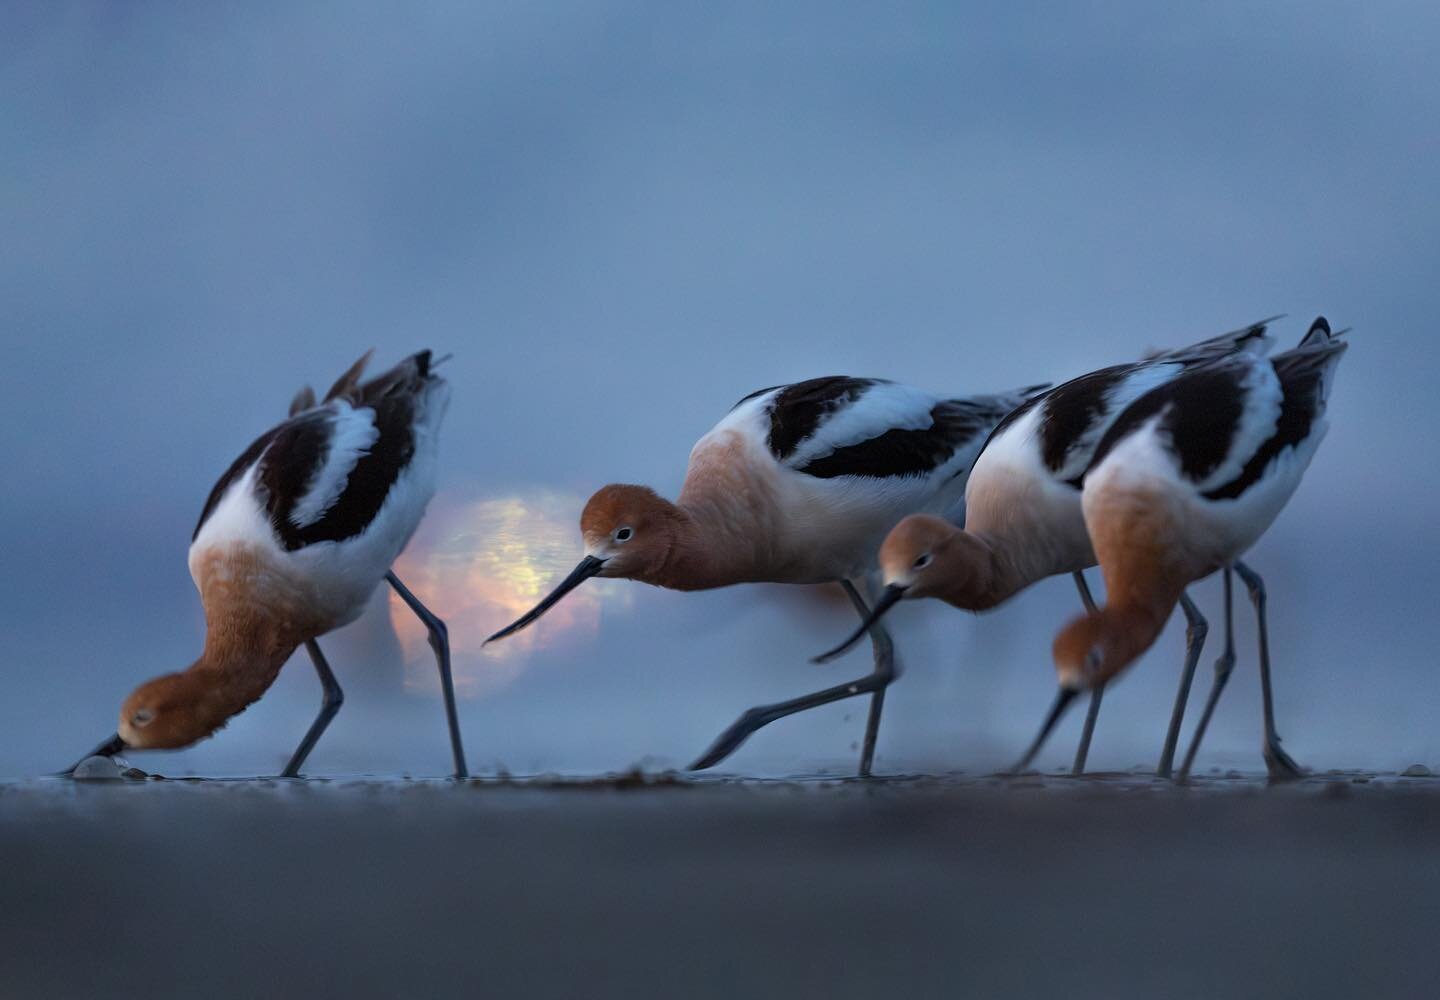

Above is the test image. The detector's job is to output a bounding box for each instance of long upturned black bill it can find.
[811,584,908,664]
[62,733,127,775]
[485,556,607,644]
[1009,687,1080,775]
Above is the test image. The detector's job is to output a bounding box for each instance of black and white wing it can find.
[1200,320,1346,500]
[977,317,1281,487]
[977,362,1182,487]
[1086,318,1347,500]
[752,376,1046,481]
[193,350,443,552]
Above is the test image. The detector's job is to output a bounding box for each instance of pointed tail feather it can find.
[1153,316,1282,363]
[1298,315,1349,348]
[289,385,317,417]
[1272,320,1349,399]
[354,349,441,403]
[323,349,375,404]
[286,350,444,422]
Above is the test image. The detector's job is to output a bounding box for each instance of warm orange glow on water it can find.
[389,489,631,698]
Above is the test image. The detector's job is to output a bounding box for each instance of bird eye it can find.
[131,709,156,728]
[614,527,634,543]
[913,553,933,570]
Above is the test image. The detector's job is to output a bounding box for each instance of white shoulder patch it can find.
[694,388,781,458]
[786,382,937,466]
[188,461,279,580]
[972,402,1044,477]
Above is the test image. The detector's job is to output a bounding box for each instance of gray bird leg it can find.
[690,579,897,777]
[1157,592,1207,779]
[281,640,344,778]
[387,572,469,779]
[1070,571,1105,775]
[1234,560,1302,780]
[1177,570,1237,782]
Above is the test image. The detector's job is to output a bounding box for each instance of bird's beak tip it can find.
[62,733,128,776]
[485,555,608,645]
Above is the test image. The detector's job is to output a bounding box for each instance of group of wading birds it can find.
[69,314,1348,783]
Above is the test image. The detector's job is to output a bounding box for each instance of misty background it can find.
[3,2,1436,780]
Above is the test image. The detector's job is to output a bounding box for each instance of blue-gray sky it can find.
[3,2,1437,778]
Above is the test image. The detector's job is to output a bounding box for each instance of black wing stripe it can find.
[272,353,433,548]
[1202,343,1344,500]
[193,350,437,550]
[272,398,416,550]
[795,400,990,480]
[1086,362,1247,483]
[765,376,878,461]
[258,412,341,549]
[1036,364,1135,479]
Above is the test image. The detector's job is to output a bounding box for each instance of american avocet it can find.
[68,351,468,778]
[812,319,1277,776]
[1015,318,1347,780]
[485,376,1048,776]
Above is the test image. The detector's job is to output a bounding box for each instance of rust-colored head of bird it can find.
[878,515,959,598]
[878,514,993,607]
[487,482,689,645]
[1052,611,1110,691]
[1052,608,1154,691]
[118,672,228,750]
[579,483,681,583]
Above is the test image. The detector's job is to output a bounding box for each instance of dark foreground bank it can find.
[3,772,1438,999]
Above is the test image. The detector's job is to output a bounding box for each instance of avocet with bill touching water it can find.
[68,350,468,778]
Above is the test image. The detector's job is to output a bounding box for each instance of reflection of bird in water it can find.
[1017,317,1348,781]
[488,375,1049,776]
[68,350,467,778]
[814,318,1278,777]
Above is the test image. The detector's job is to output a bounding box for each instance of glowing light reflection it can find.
[389,489,631,698]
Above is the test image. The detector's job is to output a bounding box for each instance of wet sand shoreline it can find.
[4,772,1439,998]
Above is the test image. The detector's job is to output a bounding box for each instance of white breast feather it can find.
[968,405,1044,496]
[1083,413,1179,501]
[188,463,282,579]
[693,391,778,460]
